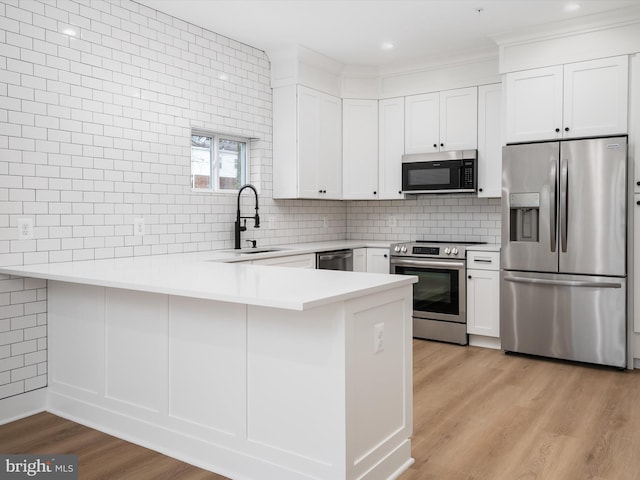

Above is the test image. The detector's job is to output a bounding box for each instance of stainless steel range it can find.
[390,240,486,345]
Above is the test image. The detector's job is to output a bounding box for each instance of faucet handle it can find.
[246,239,257,248]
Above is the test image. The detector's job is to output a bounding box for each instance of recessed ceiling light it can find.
[381,42,395,51]
[564,2,581,12]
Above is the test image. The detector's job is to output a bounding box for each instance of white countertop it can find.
[465,243,501,252]
[0,241,414,311]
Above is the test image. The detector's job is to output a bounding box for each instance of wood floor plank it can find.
[2,339,640,479]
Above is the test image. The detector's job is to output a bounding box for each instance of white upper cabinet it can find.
[477,83,503,198]
[273,85,342,199]
[404,92,439,154]
[439,87,478,151]
[405,87,477,153]
[563,56,629,139]
[342,99,379,199]
[505,56,628,143]
[378,97,405,199]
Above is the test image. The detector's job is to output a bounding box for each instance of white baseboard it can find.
[468,335,501,350]
[0,388,47,425]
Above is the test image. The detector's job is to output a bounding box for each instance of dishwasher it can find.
[316,249,353,271]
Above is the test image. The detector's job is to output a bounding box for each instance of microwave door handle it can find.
[560,158,568,253]
[550,161,557,253]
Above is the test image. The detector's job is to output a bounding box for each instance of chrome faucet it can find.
[235,184,260,249]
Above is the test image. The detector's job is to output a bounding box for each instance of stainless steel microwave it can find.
[401,150,477,194]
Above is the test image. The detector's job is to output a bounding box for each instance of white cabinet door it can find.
[635,194,640,333]
[317,92,343,199]
[404,92,439,154]
[477,83,503,198]
[439,87,478,151]
[280,85,342,199]
[343,99,378,199]
[466,268,500,337]
[353,248,367,272]
[505,65,563,143]
[563,56,628,139]
[633,55,640,193]
[298,86,322,198]
[252,253,316,268]
[378,97,405,199]
[366,248,390,274]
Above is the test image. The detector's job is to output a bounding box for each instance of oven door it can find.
[390,257,466,323]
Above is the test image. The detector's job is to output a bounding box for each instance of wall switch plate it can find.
[17,218,34,239]
[134,217,145,236]
[374,322,384,354]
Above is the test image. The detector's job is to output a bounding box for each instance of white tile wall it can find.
[346,196,502,244]
[0,275,47,399]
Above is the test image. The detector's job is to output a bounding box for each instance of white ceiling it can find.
[137,0,640,70]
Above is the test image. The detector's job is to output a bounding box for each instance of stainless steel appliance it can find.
[501,136,627,368]
[401,149,477,194]
[316,249,353,271]
[390,241,485,345]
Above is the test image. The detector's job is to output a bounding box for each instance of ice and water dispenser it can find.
[509,193,540,242]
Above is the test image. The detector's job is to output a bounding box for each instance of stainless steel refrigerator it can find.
[500,136,627,368]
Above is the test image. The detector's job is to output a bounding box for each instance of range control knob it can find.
[394,245,401,253]
[451,247,459,256]
[400,246,408,253]
[444,247,451,255]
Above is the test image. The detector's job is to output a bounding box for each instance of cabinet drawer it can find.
[467,251,500,270]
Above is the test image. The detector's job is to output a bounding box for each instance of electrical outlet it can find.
[17,218,34,240]
[134,217,145,236]
[323,217,328,228]
[374,322,384,354]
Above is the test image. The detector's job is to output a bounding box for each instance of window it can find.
[191,131,249,191]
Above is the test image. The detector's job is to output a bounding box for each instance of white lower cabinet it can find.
[251,253,316,268]
[466,250,500,348]
[353,248,390,273]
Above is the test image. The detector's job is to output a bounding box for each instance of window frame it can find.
[190,129,250,193]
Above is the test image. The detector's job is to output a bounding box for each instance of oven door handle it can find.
[390,258,465,269]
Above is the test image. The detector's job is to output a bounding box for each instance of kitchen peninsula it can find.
[0,251,416,480]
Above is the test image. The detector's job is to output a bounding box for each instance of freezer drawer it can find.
[500,270,626,368]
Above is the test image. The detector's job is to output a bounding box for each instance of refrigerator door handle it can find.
[559,158,568,253]
[550,161,557,253]
[504,276,622,289]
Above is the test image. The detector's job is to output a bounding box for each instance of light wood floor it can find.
[2,340,640,479]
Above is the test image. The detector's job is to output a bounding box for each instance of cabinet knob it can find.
[440,143,444,147]
[433,143,437,148]
[637,181,640,186]
[373,191,377,195]
[398,190,402,195]
[384,254,388,258]
[479,188,483,192]
[468,275,472,279]
[637,200,640,206]
[555,128,560,133]
[564,127,570,132]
